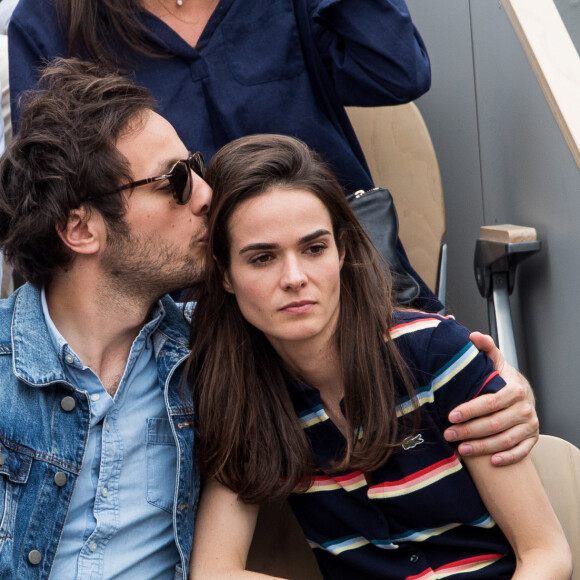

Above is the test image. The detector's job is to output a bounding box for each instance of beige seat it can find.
[346,102,445,294]
[530,434,580,579]
[246,500,322,579]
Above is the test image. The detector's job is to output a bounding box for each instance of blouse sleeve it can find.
[8,0,65,132]
[308,0,431,106]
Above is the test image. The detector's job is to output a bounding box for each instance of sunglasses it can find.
[96,151,206,205]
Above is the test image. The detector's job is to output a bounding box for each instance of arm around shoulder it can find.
[189,479,286,580]
[444,332,539,466]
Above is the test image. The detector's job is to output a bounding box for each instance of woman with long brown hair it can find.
[188,134,570,580]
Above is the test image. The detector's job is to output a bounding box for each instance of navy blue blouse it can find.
[9,0,430,195]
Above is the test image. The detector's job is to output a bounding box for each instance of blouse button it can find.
[410,554,419,563]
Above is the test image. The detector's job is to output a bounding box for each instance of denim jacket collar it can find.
[9,284,191,388]
[11,284,68,387]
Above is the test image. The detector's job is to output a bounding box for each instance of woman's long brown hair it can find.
[189,134,417,504]
[56,0,163,69]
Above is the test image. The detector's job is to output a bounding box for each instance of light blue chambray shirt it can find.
[42,290,180,579]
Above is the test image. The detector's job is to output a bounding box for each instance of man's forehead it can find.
[115,109,186,175]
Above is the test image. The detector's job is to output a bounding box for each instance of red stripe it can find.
[370,454,456,489]
[390,316,444,333]
[473,370,500,397]
[334,470,364,484]
[437,553,504,571]
[405,553,503,580]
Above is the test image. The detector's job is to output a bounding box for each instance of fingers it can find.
[489,435,538,466]
[447,384,526,426]
[454,428,539,467]
[450,414,538,452]
[469,331,505,373]
[469,331,496,354]
[445,395,536,439]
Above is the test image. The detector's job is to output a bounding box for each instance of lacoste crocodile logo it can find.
[402,434,424,450]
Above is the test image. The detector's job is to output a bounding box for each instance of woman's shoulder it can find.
[390,309,473,367]
[391,309,464,339]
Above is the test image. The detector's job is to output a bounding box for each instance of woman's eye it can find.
[250,254,273,266]
[306,243,327,255]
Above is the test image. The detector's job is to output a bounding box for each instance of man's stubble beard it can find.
[99,222,205,302]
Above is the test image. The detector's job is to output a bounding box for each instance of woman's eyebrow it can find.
[238,229,332,255]
[298,229,332,244]
[239,242,279,255]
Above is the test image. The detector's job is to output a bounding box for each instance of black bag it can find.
[347,187,421,305]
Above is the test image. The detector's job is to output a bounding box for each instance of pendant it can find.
[177,0,183,5]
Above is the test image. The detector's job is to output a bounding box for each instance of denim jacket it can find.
[0,284,198,579]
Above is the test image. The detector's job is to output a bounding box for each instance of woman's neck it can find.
[278,339,350,436]
[275,339,343,400]
[141,0,219,47]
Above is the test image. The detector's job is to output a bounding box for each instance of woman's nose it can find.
[280,256,307,290]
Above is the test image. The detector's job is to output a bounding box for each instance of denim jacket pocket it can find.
[0,439,33,544]
[146,418,177,514]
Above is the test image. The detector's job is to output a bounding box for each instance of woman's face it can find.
[223,187,345,354]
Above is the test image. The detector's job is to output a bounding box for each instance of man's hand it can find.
[444,332,539,466]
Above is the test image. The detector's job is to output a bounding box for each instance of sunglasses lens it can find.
[171,161,191,205]
[192,152,206,179]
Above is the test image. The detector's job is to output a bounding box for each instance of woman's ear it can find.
[222,274,234,294]
[217,256,235,294]
[56,207,102,256]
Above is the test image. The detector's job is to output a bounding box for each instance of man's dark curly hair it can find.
[0,57,155,287]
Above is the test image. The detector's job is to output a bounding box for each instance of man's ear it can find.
[56,207,102,256]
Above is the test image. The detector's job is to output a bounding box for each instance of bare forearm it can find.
[513,549,572,580]
[190,480,287,580]
[190,568,285,580]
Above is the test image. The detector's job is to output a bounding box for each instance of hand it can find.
[443,332,539,466]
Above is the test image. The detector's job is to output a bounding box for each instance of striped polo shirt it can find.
[287,311,516,579]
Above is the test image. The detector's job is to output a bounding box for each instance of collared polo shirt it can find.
[287,311,516,580]
[42,290,180,579]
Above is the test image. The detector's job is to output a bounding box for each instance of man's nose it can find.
[190,175,212,216]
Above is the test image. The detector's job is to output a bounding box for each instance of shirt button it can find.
[0,452,5,466]
[105,422,110,431]
[64,353,74,364]
[28,550,42,565]
[410,554,419,563]
[54,472,67,487]
[90,542,98,552]
[90,393,100,402]
[60,396,76,412]
[102,487,108,497]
